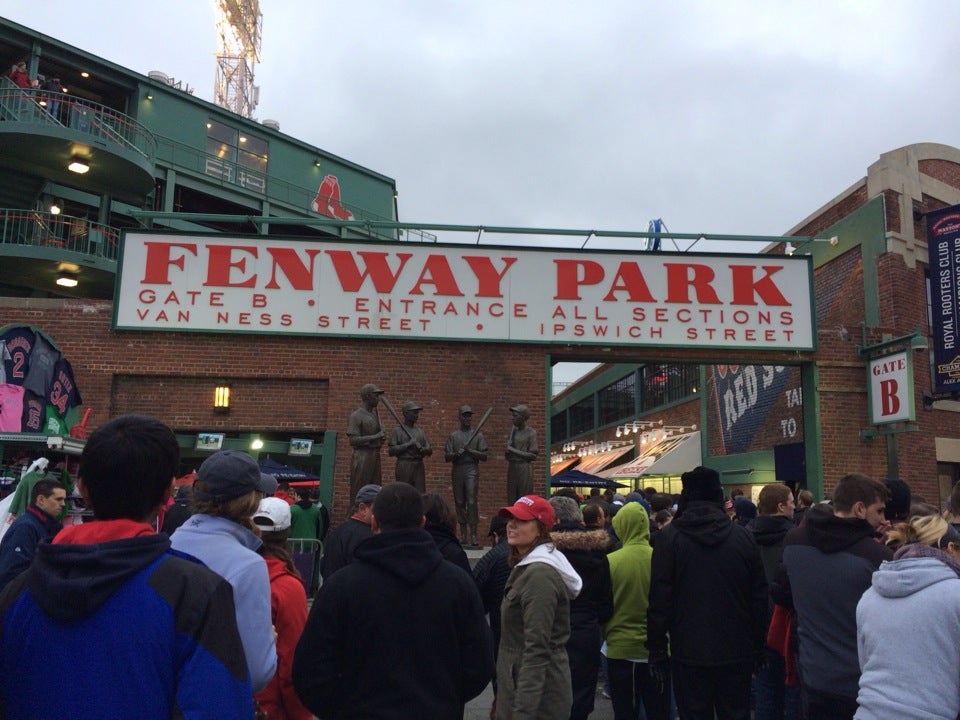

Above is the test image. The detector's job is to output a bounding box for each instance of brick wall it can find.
[1,298,547,525]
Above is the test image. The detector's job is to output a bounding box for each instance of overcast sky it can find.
[7,2,960,241]
[6,1,960,385]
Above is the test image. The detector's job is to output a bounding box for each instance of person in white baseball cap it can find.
[253,496,293,532]
[252,496,312,720]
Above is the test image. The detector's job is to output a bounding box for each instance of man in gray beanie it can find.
[646,466,767,720]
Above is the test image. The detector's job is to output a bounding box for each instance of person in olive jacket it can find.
[496,495,582,720]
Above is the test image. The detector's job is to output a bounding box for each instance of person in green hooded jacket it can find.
[603,500,671,720]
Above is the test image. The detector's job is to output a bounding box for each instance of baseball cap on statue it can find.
[253,496,292,531]
[459,404,473,415]
[193,450,278,502]
[402,400,423,412]
[498,495,556,528]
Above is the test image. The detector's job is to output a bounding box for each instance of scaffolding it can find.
[213,0,262,118]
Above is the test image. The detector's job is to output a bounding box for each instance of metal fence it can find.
[0,210,121,262]
[0,78,155,161]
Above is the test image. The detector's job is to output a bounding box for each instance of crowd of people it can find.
[0,413,958,719]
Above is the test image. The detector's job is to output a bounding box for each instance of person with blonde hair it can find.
[856,514,960,719]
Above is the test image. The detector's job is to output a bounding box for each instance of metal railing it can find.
[0,210,122,262]
[153,135,435,242]
[0,78,155,162]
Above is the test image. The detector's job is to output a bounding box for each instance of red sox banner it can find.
[113,232,815,350]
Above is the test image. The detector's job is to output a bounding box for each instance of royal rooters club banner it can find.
[114,232,815,350]
[928,203,960,394]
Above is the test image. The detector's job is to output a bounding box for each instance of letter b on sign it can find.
[879,379,900,417]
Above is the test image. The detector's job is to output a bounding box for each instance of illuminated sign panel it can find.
[114,233,815,350]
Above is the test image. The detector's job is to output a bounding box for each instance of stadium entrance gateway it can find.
[108,229,822,505]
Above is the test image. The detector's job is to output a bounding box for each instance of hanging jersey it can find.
[0,328,34,387]
[19,390,43,433]
[0,385,25,432]
[43,406,67,435]
[23,333,59,397]
[0,342,11,385]
[47,358,82,415]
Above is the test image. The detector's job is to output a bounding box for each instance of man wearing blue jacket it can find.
[0,478,66,591]
[0,414,253,719]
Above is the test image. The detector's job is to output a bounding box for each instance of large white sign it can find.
[113,233,816,349]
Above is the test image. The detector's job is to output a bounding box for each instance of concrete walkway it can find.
[464,681,615,719]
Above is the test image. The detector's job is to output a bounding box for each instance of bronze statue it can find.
[346,383,385,499]
[388,400,433,492]
[505,404,538,503]
[444,405,490,547]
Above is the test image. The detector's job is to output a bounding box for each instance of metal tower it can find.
[213,0,262,118]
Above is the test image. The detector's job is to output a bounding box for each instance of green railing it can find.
[0,210,121,262]
[0,78,155,162]
[153,136,436,243]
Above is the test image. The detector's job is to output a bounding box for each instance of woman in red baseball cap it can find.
[494,495,583,719]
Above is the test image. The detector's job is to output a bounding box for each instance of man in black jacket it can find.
[647,466,767,720]
[748,482,799,720]
[293,481,493,719]
[318,483,380,581]
[771,473,891,720]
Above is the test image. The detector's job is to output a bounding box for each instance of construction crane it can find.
[213,0,262,118]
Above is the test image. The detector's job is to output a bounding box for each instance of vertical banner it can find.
[927,204,960,394]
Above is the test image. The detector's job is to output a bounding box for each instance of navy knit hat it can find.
[884,478,911,523]
[680,466,724,504]
[734,497,758,524]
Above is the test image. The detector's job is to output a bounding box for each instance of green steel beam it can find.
[129,210,830,245]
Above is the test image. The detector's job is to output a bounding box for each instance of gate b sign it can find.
[867,350,915,425]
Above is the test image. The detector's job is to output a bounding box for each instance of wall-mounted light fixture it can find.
[67,156,90,174]
[55,270,78,288]
[314,159,322,167]
[616,418,663,437]
[213,385,231,413]
[250,438,264,450]
[146,93,153,100]
[663,424,698,435]
[49,202,61,215]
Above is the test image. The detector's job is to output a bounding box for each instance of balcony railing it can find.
[154,135,436,243]
[0,78,155,161]
[0,210,121,262]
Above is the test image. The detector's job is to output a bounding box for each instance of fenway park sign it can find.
[114,232,815,349]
